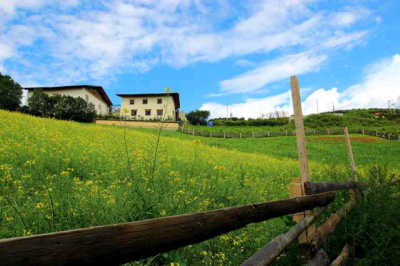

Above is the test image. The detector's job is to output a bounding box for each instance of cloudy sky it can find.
[1,0,400,118]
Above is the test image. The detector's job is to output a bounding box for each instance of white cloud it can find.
[330,8,370,27]
[201,90,292,119]
[202,54,400,118]
[0,1,374,86]
[235,59,256,67]
[219,52,327,94]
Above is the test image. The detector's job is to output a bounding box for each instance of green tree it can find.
[187,110,210,125]
[28,91,97,123]
[0,73,23,111]
[27,89,52,117]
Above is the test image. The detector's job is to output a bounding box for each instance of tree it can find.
[27,91,97,123]
[187,110,210,125]
[27,89,52,117]
[0,73,23,111]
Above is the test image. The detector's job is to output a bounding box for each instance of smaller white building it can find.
[25,85,113,115]
[117,93,180,121]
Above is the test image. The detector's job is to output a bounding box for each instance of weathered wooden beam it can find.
[343,127,358,181]
[241,207,327,266]
[304,177,400,195]
[290,76,310,183]
[304,181,358,195]
[0,193,335,266]
[305,249,330,266]
[343,126,358,201]
[331,244,350,266]
[389,177,400,186]
[307,200,355,255]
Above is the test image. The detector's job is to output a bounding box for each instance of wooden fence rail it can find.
[304,178,400,195]
[179,127,400,141]
[241,206,327,266]
[0,193,335,266]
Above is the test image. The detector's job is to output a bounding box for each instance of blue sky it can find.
[1,0,400,118]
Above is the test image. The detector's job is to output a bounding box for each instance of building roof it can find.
[116,93,180,109]
[24,85,113,106]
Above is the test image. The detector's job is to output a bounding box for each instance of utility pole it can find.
[332,102,335,112]
[227,106,229,120]
[316,100,319,114]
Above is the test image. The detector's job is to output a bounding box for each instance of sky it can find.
[1,0,400,118]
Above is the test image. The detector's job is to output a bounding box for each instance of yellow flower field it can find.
[0,110,394,265]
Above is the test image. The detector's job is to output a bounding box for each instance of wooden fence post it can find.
[224,133,226,139]
[268,131,270,137]
[290,76,314,244]
[343,127,358,201]
[210,132,212,138]
[286,130,288,136]
[314,130,316,135]
[388,133,391,140]
[192,130,195,135]
[240,133,242,139]
[252,132,254,138]
[327,129,330,135]
[362,129,364,135]
[376,130,378,136]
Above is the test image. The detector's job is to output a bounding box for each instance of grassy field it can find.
[1,110,400,265]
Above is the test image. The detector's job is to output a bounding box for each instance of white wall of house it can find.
[120,96,177,121]
[26,88,109,115]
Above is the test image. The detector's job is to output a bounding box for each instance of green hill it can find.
[185,108,400,134]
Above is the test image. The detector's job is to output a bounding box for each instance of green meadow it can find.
[1,110,399,265]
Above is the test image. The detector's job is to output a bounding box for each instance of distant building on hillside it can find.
[25,85,112,115]
[117,93,180,121]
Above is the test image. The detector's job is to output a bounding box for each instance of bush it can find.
[0,73,23,111]
[187,110,210,125]
[27,90,97,123]
[325,165,400,265]
[208,118,289,127]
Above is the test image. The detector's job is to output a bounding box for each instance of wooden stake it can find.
[343,127,358,201]
[290,76,310,184]
[343,127,357,181]
[290,76,314,244]
[331,244,350,266]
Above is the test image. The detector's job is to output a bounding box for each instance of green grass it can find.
[1,110,400,265]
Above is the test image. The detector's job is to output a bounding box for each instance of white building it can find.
[25,85,112,115]
[117,93,180,121]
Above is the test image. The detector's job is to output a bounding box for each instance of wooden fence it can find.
[0,76,399,265]
[179,127,400,141]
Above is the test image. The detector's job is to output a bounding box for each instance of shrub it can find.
[27,90,96,123]
[187,110,210,125]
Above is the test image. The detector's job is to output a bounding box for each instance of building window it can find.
[131,109,137,116]
[130,99,135,105]
[157,99,162,104]
[145,109,151,116]
[157,109,163,116]
[143,99,148,104]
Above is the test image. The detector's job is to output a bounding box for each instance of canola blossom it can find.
[0,110,397,265]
